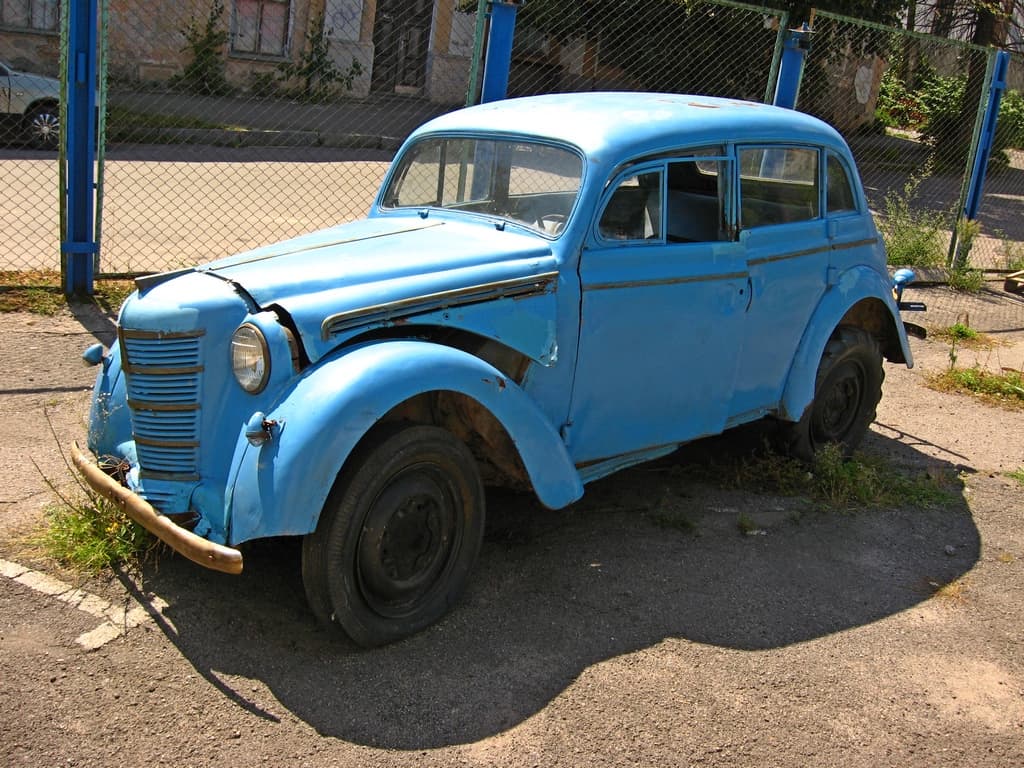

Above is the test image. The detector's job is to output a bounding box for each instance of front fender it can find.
[780,266,913,422]
[227,340,583,544]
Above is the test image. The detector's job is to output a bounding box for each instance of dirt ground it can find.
[1,282,1022,768]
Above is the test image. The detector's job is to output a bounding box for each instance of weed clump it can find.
[931,366,1024,410]
[38,495,154,573]
[693,439,956,512]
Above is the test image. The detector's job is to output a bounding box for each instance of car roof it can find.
[411,92,849,159]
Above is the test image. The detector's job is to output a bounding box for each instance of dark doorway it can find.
[371,0,433,94]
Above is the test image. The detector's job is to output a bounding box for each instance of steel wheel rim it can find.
[812,359,864,446]
[356,464,459,618]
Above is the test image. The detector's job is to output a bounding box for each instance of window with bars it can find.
[232,0,290,57]
[0,0,58,33]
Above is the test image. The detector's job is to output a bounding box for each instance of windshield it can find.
[381,137,583,235]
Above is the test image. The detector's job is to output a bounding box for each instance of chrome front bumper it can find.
[71,444,243,575]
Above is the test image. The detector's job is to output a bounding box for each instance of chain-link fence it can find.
[5,0,1024,280]
[97,0,476,273]
[1,31,61,275]
[507,0,787,103]
[802,10,1020,275]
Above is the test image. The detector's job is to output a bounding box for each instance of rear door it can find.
[729,145,829,420]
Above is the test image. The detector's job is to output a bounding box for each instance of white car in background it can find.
[0,60,60,148]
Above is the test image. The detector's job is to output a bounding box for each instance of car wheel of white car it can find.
[25,104,59,149]
[783,325,883,461]
[302,424,485,647]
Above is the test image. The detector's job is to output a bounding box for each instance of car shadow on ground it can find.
[129,424,978,749]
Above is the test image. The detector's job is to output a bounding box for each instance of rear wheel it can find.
[781,326,883,461]
[25,104,59,149]
[302,424,485,647]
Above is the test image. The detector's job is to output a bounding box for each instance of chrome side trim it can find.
[321,271,560,339]
[586,271,749,292]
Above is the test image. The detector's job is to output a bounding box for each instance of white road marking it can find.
[0,557,168,650]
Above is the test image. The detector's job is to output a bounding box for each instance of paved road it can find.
[0,286,1022,766]
[1,145,394,273]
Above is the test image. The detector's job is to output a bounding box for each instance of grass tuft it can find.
[37,495,155,573]
[930,367,1024,410]
[930,577,969,606]
[931,322,987,346]
[648,508,698,534]
[736,512,765,536]
[28,418,156,574]
[0,271,135,315]
[691,439,957,512]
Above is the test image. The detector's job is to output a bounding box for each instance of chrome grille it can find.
[120,329,204,481]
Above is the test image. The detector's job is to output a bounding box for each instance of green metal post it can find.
[764,12,790,104]
[465,0,490,106]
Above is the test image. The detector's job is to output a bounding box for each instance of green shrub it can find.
[170,0,232,96]
[880,180,948,268]
[996,90,1024,150]
[947,266,985,292]
[875,67,926,129]
[277,12,363,102]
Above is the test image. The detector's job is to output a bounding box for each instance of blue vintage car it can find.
[76,92,918,646]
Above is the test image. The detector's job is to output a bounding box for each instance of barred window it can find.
[232,0,290,57]
[0,0,58,33]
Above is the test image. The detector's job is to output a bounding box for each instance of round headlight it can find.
[231,323,269,393]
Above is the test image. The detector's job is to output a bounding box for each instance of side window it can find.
[827,153,858,214]
[739,147,819,229]
[598,171,662,242]
[666,156,729,242]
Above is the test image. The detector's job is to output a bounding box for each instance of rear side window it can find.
[827,153,857,214]
[739,147,819,229]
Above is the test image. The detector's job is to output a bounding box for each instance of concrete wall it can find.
[0,28,60,74]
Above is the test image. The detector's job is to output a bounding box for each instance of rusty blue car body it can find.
[78,93,915,645]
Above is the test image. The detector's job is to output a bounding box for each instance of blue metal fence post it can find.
[772,23,812,110]
[964,50,1010,221]
[62,0,99,295]
[950,49,1010,270]
[480,0,523,104]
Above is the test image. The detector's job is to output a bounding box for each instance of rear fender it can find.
[780,266,912,422]
[227,340,583,544]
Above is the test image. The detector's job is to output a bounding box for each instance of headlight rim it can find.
[231,322,271,395]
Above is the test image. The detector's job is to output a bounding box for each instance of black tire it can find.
[24,103,59,149]
[302,424,485,647]
[781,326,883,462]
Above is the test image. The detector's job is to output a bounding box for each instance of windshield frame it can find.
[377,133,587,238]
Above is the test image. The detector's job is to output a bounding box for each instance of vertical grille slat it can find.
[121,330,204,502]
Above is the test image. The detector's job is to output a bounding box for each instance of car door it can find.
[728,144,829,420]
[567,153,749,465]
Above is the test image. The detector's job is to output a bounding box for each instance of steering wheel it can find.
[538,214,566,235]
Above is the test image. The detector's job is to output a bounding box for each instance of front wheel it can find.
[302,425,485,647]
[781,326,883,462]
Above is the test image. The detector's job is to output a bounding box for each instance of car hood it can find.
[197,215,561,364]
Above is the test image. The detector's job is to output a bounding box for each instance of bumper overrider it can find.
[71,443,243,575]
